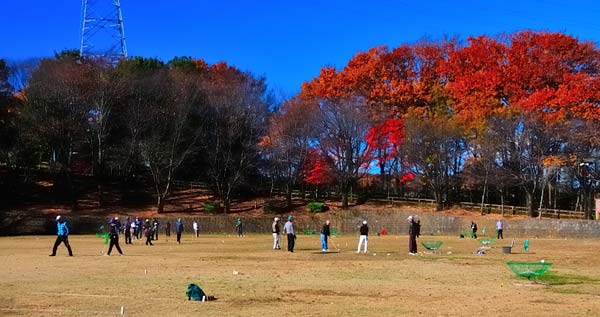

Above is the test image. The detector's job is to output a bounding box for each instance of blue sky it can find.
[3,0,600,95]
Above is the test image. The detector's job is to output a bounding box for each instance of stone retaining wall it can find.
[3,209,600,238]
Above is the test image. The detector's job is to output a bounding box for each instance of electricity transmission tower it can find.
[80,0,127,62]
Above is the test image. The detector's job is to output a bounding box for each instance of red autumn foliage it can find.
[365,118,404,166]
[303,149,335,186]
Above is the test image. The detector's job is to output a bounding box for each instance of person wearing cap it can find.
[321,220,331,252]
[49,215,73,256]
[176,218,184,244]
[283,215,296,252]
[235,217,244,237]
[357,220,369,254]
[408,216,418,255]
[106,216,123,256]
[143,219,153,246]
[272,217,281,250]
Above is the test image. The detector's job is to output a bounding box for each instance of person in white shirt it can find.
[272,217,281,250]
[496,219,504,239]
[193,221,199,238]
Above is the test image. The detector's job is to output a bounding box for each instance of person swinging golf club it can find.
[357,220,368,254]
[106,216,123,256]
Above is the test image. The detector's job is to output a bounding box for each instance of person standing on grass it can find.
[408,216,418,255]
[166,220,171,237]
[152,218,159,241]
[176,218,184,244]
[283,216,296,252]
[106,217,124,256]
[235,218,244,237]
[124,217,132,245]
[193,221,199,238]
[130,221,136,242]
[135,217,142,239]
[144,219,153,246]
[496,219,504,239]
[49,215,73,256]
[272,217,281,250]
[357,220,368,254]
[471,221,478,239]
[321,220,331,252]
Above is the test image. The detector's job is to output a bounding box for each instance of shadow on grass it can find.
[536,272,600,286]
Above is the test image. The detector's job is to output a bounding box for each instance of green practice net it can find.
[96,232,109,244]
[506,261,552,279]
[477,237,495,246]
[421,240,443,251]
[461,232,474,238]
[303,229,317,235]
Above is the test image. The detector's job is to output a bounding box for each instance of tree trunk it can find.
[341,191,349,208]
[97,183,104,208]
[434,189,444,211]
[480,169,489,215]
[500,190,505,217]
[525,190,535,217]
[224,197,231,213]
[340,182,349,208]
[157,195,165,214]
[286,185,292,207]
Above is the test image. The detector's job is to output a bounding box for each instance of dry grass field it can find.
[1,234,600,316]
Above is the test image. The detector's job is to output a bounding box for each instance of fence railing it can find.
[126,179,593,219]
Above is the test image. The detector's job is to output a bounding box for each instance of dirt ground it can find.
[1,234,600,316]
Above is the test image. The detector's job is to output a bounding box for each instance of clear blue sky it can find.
[3,0,600,96]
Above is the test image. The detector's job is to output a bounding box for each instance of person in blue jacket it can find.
[175,218,184,244]
[49,215,73,256]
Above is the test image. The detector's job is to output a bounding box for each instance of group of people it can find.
[469,219,504,240]
[269,215,422,255]
[49,215,187,256]
[49,214,506,257]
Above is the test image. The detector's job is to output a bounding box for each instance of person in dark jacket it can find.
[175,218,184,244]
[106,216,123,256]
[357,220,368,254]
[124,217,132,244]
[49,215,73,256]
[166,220,171,237]
[408,216,419,255]
[471,221,478,239]
[152,218,159,240]
[283,216,295,252]
[320,220,331,252]
[144,219,153,246]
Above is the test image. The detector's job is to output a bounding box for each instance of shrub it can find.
[204,202,220,214]
[308,201,326,213]
[264,200,287,214]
